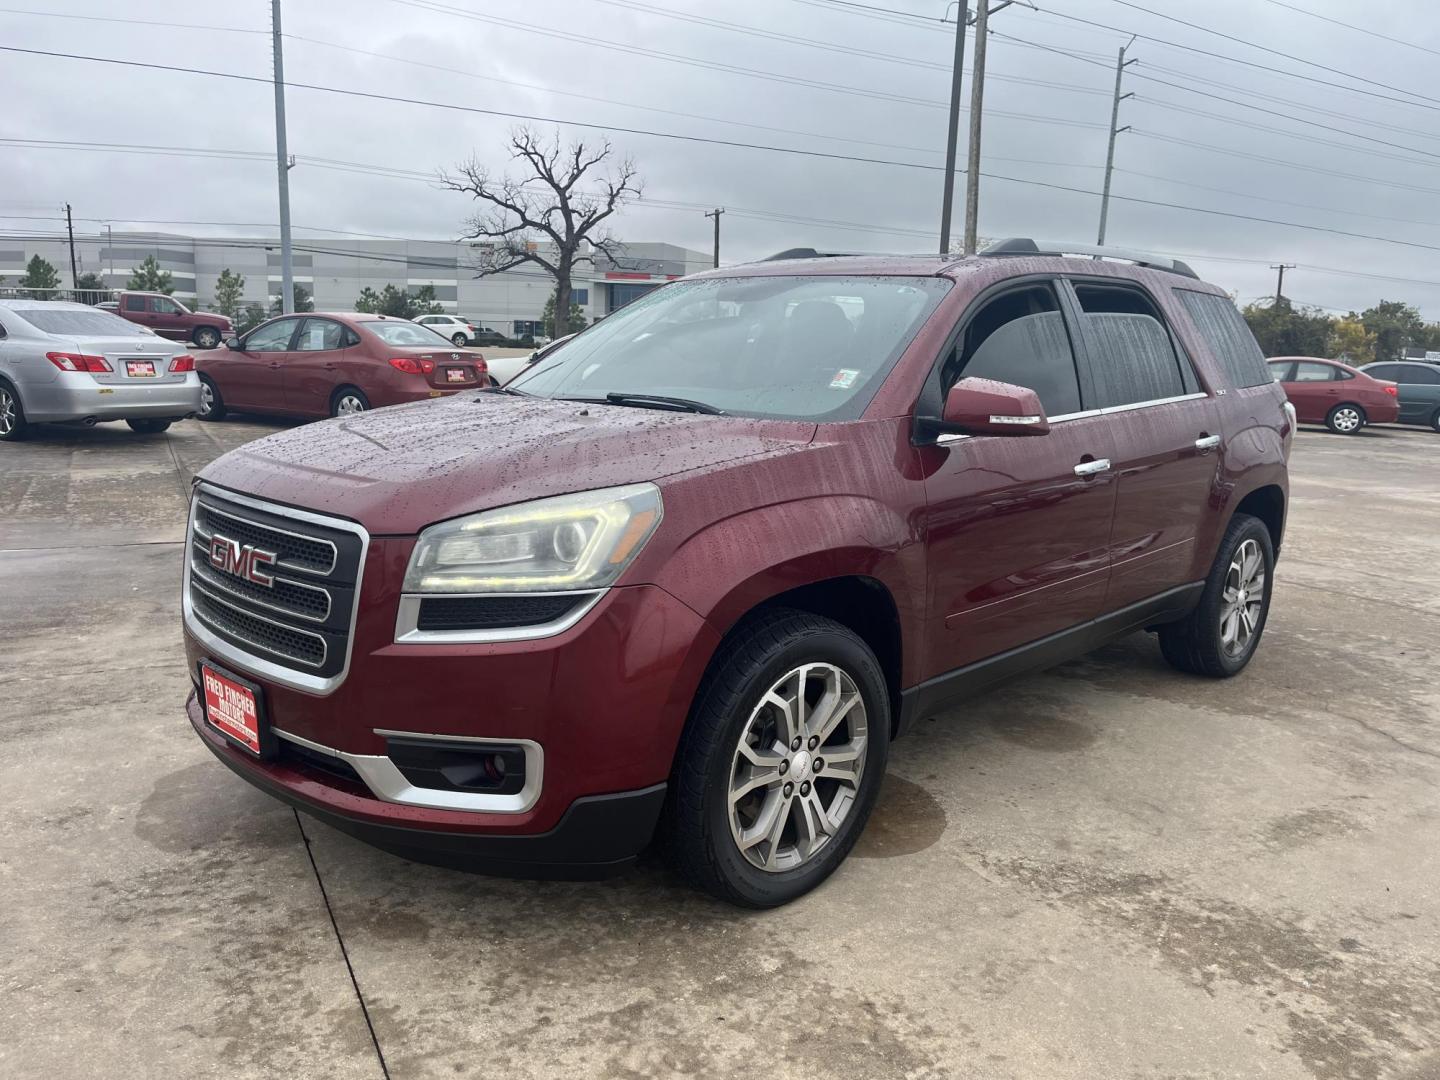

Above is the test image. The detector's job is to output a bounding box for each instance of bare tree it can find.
[442,128,641,333]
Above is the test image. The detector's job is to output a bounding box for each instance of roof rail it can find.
[762,247,868,261]
[978,238,1200,279]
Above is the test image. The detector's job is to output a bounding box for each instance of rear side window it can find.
[124,295,146,312]
[1072,283,1195,407]
[945,284,1082,417]
[1366,364,1400,380]
[1268,360,1295,382]
[1293,361,1338,382]
[1177,290,1271,388]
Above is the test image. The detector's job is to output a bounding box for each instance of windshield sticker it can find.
[829,369,860,390]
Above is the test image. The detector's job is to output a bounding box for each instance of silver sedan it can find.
[0,300,203,440]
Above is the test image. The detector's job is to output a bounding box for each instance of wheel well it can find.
[1235,485,1285,554]
[744,576,904,736]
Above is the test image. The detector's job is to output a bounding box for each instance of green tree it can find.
[269,283,313,315]
[73,271,108,305]
[126,255,173,294]
[1360,300,1423,363]
[1329,316,1375,362]
[236,302,268,334]
[542,291,588,337]
[213,269,245,320]
[1241,300,1334,358]
[354,284,443,318]
[18,254,61,298]
[354,286,382,313]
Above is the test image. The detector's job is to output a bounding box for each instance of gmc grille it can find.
[186,488,366,684]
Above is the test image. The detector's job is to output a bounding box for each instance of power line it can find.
[0,7,266,34]
[1255,0,1440,60]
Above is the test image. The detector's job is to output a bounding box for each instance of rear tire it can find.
[1326,403,1365,434]
[450,332,468,347]
[197,375,226,421]
[126,419,172,435]
[331,386,369,417]
[0,381,28,442]
[664,609,890,908]
[193,327,222,350]
[1159,513,1274,678]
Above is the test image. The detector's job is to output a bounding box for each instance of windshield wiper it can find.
[601,392,725,415]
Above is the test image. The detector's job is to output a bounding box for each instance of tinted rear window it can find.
[11,308,148,335]
[1177,291,1271,388]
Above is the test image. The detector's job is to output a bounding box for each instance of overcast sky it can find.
[4,0,1440,317]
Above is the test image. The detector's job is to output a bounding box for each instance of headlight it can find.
[403,483,663,594]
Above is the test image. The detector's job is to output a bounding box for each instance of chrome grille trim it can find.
[192,502,338,577]
[188,547,333,624]
[190,580,329,668]
[183,483,369,696]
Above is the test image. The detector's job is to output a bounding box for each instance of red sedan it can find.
[1267,356,1399,434]
[195,312,489,421]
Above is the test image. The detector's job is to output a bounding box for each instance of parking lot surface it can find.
[2,416,1437,1080]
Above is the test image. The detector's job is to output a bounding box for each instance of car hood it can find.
[198,392,817,534]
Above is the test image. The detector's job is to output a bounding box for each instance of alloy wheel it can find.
[0,388,14,436]
[727,662,868,873]
[1332,406,1362,433]
[1219,538,1266,659]
[199,381,214,417]
[337,394,366,416]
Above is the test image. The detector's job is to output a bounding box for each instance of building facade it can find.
[0,232,711,332]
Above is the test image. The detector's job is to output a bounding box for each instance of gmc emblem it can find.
[208,533,278,588]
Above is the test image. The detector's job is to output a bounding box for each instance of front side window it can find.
[296,318,344,351]
[1177,290,1271,388]
[1073,282,1191,407]
[1402,365,1440,385]
[1293,361,1337,382]
[511,275,951,421]
[152,296,183,315]
[942,284,1082,417]
[244,319,298,352]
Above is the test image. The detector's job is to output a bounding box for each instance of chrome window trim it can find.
[393,589,607,645]
[188,546,334,624]
[274,727,543,814]
[933,391,1208,444]
[183,483,369,696]
[189,578,329,669]
[194,500,339,577]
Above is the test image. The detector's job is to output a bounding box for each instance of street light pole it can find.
[271,0,295,315]
[1096,37,1137,246]
[938,3,968,255]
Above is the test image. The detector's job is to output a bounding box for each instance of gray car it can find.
[1360,360,1440,432]
[0,300,202,441]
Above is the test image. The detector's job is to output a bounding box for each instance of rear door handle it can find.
[1073,458,1111,477]
[1194,434,1221,451]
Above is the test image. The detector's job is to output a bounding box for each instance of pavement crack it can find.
[1339,712,1440,762]
[293,809,392,1080]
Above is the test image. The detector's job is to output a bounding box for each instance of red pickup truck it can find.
[115,291,232,350]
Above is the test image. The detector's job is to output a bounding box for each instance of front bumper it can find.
[189,695,667,877]
[24,373,202,422]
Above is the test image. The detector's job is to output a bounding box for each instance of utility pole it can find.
[1270,263,1295,306]
[938,3,968,255]
[64,203,79,291]
[961,0,990,255]
[1096,37,1137,246]
[270,0,295,314]
[704,207,724,268]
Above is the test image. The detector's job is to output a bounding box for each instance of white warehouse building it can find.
[1,232,713,336]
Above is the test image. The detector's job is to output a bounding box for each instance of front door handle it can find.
[1073,458,1111,477]
[1194,434,1221,451]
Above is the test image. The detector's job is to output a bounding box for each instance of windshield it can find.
[509,275,950,421]
[363,320,454,346]
[11,308,151,336]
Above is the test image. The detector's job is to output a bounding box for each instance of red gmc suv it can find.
[181,239,1291,908]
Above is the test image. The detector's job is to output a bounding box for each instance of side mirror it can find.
[225,336,243,351]
[930,377,1050,439]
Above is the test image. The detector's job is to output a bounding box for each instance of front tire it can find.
[1159,513,1274,678]
[1430,408,1440,434]
[197,375,226,421]
[331,386,369,417]
[193,327,222,350]
[1326,403,1365,434]
[665,609,890,908]
[0,381,28,441]
[126,419,172,435]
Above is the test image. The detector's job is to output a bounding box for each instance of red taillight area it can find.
[169,355,196,373]
[1384,384,1399,396]
[45,351,112,373]
[474,357,488,372]
[389,356,436,375]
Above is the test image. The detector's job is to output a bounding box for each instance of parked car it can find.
[180,239,1290,907]
[413,314,506,347]
[114,291,232,350]
[0,299,200,440]
[487,332,577,385]
[95,300,119,313]
[1266,356,1399,434]
[1359,360,1440,432]
[195,312,489,422]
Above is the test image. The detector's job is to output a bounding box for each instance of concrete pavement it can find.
[2,415,1437,1079]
